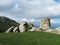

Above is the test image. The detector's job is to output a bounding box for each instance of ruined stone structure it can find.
[19,21,28,32]
[39,18,51,31]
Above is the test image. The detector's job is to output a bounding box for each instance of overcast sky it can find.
[0,0,60,24]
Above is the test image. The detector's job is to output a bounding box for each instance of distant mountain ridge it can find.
[0,16,19,32]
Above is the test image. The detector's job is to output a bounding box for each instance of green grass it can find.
[0,32,60,45]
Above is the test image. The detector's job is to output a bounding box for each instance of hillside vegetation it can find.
[0,16,19,32]
[0,32,60,45]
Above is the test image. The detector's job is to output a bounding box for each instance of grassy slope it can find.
[0,16,19,32]
[0,32,60,45]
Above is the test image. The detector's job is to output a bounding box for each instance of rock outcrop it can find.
[5,26,14,33]
[39,18,51,31]
[52,27,60,34]
[19,21,28,32]
[13,27,19,33]
[28,23,34,29]
[0,16,19,32]
[28,23,38,31]
[5,17,58,34]
[44,29,52,32]
[29,27,37,31]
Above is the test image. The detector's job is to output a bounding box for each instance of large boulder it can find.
[39,18,51,31]
[19,21,28,32]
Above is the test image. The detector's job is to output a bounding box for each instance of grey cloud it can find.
[0,0,60,22]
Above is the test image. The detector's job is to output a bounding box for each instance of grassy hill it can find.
[0,16,19,32]
[0,32,60,45]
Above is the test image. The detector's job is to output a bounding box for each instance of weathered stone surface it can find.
[5,26,14,33]
[29,27,37,31]
[39,18,51,31]
[44,29,52,32]
[28,23,34,29]
[52,27,60,34]
[19,21,28,32]
[13,27,19,32]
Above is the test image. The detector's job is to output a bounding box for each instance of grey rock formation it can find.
[13,27,19,33]
[5,18,53,33]
[28,23,34,29]
[39,18,51,31]
[52,27,60,34]
[29,27,37,31]
[19,21,28,32]
[28,23,39,31]
[5,26,14,33]
[44,29,52,32]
